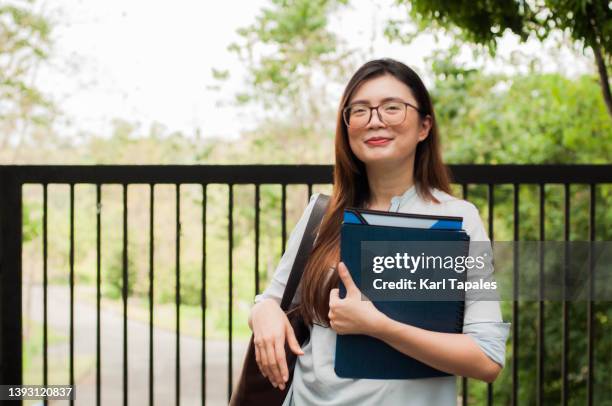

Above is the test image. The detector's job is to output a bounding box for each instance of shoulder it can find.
[428,188,479,218]
[418,188,487,240]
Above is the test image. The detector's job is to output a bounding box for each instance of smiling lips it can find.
[365,137,392,146]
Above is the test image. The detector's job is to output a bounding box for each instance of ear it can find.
[417,115,432,143]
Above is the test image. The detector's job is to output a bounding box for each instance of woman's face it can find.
[346,74,431,168]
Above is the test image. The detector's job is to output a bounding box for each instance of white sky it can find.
[37,0,594,140]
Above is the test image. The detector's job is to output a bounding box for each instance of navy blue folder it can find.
[334,209,469,379]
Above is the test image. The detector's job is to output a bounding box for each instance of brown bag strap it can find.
[280,194,330,311]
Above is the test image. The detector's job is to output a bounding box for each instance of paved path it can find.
[27,285,248,405]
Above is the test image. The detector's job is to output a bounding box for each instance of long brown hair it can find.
[299,58,452,325]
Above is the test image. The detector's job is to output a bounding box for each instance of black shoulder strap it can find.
[280,194,330,311]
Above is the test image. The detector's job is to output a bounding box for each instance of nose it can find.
[366,107,386,129]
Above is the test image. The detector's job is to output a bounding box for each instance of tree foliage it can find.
[220,0,356,128]
[427,48,612,165]
[0,0,56,154]
[389,0,612,118]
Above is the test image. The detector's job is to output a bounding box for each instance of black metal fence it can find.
[0,164,610,406]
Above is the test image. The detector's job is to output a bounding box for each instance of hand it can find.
[251,299,304,390]
[328,262,386,336]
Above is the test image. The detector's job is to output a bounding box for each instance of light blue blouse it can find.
[254,186,510,406]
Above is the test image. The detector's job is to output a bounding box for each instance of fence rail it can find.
[1,164,610,406]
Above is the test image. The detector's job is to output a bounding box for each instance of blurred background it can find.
[2,0,610,405]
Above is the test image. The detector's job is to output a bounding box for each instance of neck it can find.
[365,158,415,210]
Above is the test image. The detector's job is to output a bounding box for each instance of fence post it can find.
[0,167,23,390]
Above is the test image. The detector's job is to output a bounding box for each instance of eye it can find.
[382,102,403,114]
[350,105,369,116]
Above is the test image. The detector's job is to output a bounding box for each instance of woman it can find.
[248,58,510,405]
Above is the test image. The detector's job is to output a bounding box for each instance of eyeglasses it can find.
[342,101,422,129]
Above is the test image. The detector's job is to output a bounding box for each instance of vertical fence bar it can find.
[537,184,545,406]
[228,184,234,402]
[202,184,207,406]
[176,184,181,406]
[69,184,75,406]
[122,184,128,406]
[96,184,101,406]
[149,184,155,406]
[512,184,519,406]
[461,183,468,406]
[587,183,595,406]
[0,169,23,398]
[255,184,260,296]
[281,184,287,254]
[562,184,569,406]
[486,183,494,406]
[43,184,48,405]
[307,183,313,203]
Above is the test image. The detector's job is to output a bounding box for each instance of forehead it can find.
[349,74,415,104]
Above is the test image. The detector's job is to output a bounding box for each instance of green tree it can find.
[427,48,612,165]
[387,0,612,118]
[0,0,56,159]
[217,0,356,131]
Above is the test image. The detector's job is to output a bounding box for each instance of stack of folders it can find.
[334,207,470,379]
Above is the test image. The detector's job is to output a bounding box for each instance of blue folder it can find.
[343,207,464,230]
[334,208,469,379]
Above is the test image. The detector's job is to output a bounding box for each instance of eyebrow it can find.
[349,96,411,105]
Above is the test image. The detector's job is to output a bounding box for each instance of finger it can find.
[329,288,339,304]
[285,322,304,355]
[264,341,280,386]
[274,338,289,388]
[265,341,282,387]
[254,344,266,377]
[330,320,344,335]
[338,262,359,295]
[257,341,271,379]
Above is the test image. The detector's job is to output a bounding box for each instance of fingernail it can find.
[280,384,285,390]
[283,375,288,381]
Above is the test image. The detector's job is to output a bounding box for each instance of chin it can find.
[357,152,398,166]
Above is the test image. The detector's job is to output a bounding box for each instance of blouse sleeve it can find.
[461,202,511,368]
[253,193,321,307]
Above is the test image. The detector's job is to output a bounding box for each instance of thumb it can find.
[329,288,340,304]
[338,262,360,296]
[285,321,304,355]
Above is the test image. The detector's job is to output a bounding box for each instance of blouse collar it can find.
[389,183,417,212]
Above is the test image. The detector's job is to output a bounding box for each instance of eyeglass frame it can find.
[342,100,424,129]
